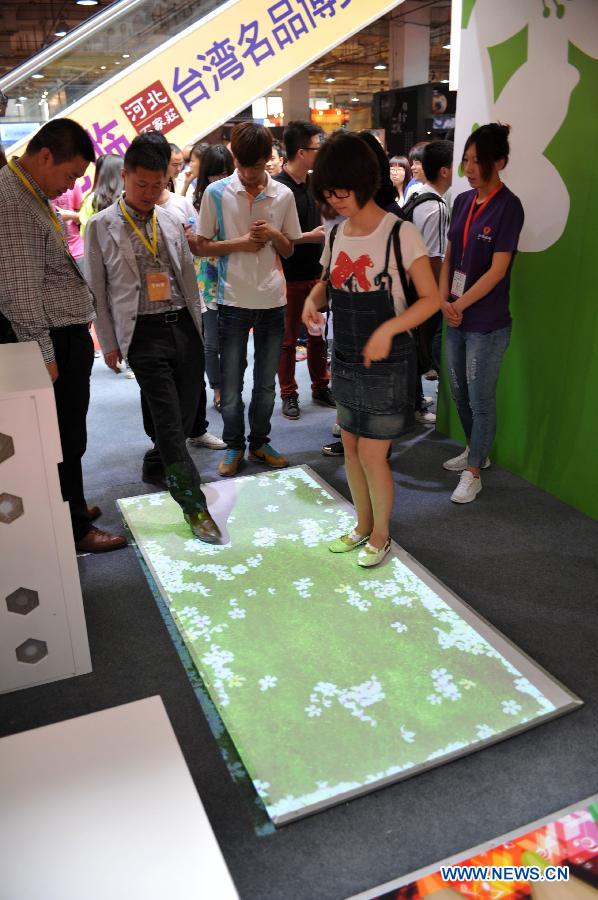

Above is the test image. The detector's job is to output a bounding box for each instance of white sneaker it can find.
[451,471,482,504]
[443,447,491,471]
[187,431,226,449]
[415,409,436,425]
[332,423,341,437]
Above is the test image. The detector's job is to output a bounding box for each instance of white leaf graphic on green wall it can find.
[457,0,598,252]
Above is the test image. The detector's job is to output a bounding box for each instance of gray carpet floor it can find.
[1,344,597,900]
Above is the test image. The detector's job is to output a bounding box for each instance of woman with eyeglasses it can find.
[389,155,412,207]
[303,131,441,568]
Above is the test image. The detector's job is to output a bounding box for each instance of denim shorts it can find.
[331,353,415,440]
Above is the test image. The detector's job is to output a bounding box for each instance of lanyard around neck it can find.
[8,159,68,246]
[461,182,503,264]
[119,199,158,263]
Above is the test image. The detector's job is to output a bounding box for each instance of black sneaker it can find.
[282,396,300,419]
[312,387,336,408]
[322,440,344,457]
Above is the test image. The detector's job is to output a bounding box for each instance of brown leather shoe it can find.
[86,505,102,521]
[184,511,222,544]
[76,526,127,553]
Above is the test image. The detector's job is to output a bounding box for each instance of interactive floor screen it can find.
[349,794,598,899]
[119,466,580,825]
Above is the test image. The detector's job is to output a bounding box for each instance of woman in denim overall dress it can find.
[303,132,441,567]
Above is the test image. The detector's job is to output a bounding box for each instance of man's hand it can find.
[104,350,122,373]
[46,361,59,383]
[307,225,325,243]
[241,231,267,253]
[250,220,276,244]
[362,322,393,368]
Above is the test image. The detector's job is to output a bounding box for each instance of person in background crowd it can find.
[266,140,284,177]
[166,143,184,192]
[182,141,209,200]
[190,143,234,418]
[175,142,194,195]
[405,142,428,201]
[79,154,124,237]
[303,131,440,568]
[85,134,221,543]
[0,144,16,343]
[389,155,412,207]
[52,183,85,271]
[190,122,301,478]
[411,140,453,385]
[275,121,332,421]
[440,123,524,504]
[0,118,126,552]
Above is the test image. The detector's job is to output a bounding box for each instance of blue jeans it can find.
[202,307,220,389]
[444,325,511,468]
[218,305,285,452]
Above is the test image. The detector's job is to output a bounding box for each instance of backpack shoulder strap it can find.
[390,219,413,305]
[324,223,340,282]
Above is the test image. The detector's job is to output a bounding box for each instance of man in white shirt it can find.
[191,122,301,477]
[411,139,453,384]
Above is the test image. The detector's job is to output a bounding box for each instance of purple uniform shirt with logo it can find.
[448,184,524,332]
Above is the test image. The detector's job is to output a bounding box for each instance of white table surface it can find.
[0,696,238,900]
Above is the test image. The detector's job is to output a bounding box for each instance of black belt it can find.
[137,307,189,324]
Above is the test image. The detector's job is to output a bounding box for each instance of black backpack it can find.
[401,190,447,224]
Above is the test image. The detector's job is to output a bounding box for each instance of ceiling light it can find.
[114,60,120,65]
[373,61,387,71]
[325,76,335,83]
[19,96,27,102]
[441,79,449,84]
[32,73,44,79]
[100,65,106,70]
[443,43,451,50]
[54,20,68,37]
[351,97,360,102]
[122,53,130,59]
[76,0,99,5]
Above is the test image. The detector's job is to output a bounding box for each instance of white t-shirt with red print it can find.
[320,213,427,316]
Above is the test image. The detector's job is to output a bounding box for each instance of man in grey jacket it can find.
[85,134,220,543]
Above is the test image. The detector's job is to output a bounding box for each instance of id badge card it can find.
[146,270,172,302]
[450,269,466,299]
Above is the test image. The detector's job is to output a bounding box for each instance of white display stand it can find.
[0,341,91,693]
[0,696,239,900]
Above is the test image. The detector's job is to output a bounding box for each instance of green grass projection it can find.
[120,468,579,825]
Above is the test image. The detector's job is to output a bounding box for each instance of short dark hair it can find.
[271,139,284,159]
[193,143,234,211]
[26,118,94,163]
[124,133,169,173]
[422,140,453,182]
[168,142,182,154]
[463,123,511,181]
[389,155,412,184]
[408,141,428,165]
[311,131,380,209]
[283,121,322,161]
[230,122,272,167]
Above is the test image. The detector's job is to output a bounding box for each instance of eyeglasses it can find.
[300,145,320,153]
[322,188,351,200]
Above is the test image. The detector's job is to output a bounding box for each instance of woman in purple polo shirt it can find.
[440,123,524,504]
